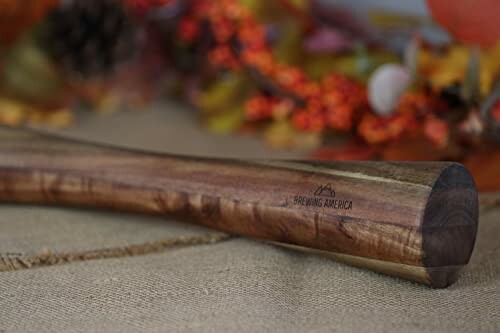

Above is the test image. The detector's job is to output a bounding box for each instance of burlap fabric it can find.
[0,103,499,332]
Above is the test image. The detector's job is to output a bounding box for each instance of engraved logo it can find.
[293,183,352,210]
[313,183,335,198]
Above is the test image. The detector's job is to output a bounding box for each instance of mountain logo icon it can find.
[314,183,336,198]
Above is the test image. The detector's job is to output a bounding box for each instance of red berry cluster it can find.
[290,74,368,132]
[178,17,200,43]
[243,73,367,133]
[357,92,448,145]
[245,95,298,121]
[177,0,450,147]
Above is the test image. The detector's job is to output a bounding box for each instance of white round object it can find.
[368,64,411,116]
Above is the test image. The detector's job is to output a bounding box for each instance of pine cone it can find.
[44,0,138,78]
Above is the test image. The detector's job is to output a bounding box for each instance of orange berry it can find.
[271,99,294,119]
[323,91,344,108]
[209,45,240,69]
[357,113,412,144]
[212,16,235,43]
[178,17,199,42]
[298,82,321,99]
[292,110,310,130]
[275,65,305,89]
[326,105,353,131]
[308,113,326,132]
[424,116,450,147]
[245,96,273,121]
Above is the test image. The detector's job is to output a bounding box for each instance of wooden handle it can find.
[0,127,478,287]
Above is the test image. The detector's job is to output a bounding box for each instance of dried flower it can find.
[368,64,411,116]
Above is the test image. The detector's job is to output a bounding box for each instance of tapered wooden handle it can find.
[0,127,478,287]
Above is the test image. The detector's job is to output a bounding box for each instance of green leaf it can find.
[2,36,63,102]
[355,44,375,77]
[462,48,481,105]
[404,38,420,82]
[264,120,321,149]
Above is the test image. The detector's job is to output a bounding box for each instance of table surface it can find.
[0,102,498,332]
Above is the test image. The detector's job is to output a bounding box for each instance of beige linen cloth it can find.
[0,102,499,332]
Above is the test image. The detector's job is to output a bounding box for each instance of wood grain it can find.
[0,127,478,287]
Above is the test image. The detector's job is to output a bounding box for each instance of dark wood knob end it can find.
[422,163,479,288]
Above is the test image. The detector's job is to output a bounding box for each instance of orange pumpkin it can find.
[427,0,500,48]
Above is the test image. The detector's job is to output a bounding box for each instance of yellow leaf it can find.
[42,109,74,128]
[420,44,500,97]
[206,106,245,135]
[0,97,27,126]
[264,120,321,149]
[198,74,254,114]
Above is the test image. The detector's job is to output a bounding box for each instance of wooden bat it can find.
[0,126,478,288]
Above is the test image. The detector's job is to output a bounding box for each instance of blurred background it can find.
[0,0,499,192]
